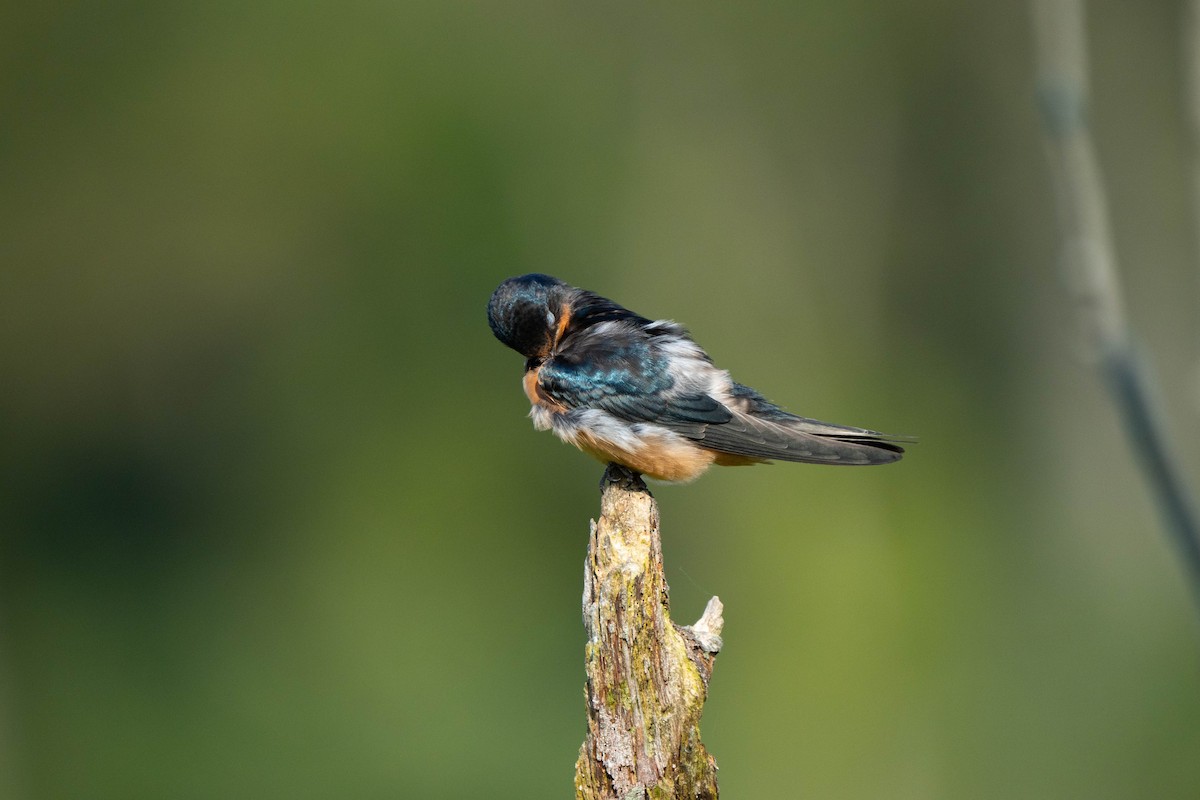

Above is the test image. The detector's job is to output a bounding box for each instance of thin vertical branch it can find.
[1183,0,1200,402]
[1031,0,1126,348]
[1032,0,1200,612]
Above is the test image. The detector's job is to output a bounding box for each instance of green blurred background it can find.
[2,2,1199,797]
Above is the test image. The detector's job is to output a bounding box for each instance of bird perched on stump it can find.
[487,274,911,482]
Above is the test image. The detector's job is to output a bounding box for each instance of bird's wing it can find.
[535,337,732,430]
[539,339,909,465]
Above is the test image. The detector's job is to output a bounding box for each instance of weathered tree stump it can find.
[575,463,725,800]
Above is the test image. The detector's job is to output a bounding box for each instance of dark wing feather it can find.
[538,338,908,466]
[536,333,731,429]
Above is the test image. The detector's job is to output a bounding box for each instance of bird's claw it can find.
[601,462,646,492]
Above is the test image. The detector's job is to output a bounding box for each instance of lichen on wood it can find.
[574,464,724,800]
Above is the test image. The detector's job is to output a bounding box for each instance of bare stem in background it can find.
[1031,0,1200,613]
[1184,0,1200,404]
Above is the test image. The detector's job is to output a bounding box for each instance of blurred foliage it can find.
[1,2,1199,798]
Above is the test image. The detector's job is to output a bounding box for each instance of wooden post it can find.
[575,464,725,799]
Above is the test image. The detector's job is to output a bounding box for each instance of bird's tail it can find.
[697,385,913,466]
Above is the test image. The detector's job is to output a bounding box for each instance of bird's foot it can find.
[600,462,646,492]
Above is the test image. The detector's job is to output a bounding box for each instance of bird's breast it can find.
[572,426,716,483]
[523,366,567,413]
[522,368,541,406]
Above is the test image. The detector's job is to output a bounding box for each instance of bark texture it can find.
[575,464,724,800]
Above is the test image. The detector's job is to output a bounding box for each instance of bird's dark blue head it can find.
[488,274,571,358]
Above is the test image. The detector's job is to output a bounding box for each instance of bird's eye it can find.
[545,311,555,327]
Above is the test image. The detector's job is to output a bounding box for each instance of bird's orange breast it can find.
[523,366,568,412]
[572,429,720,483]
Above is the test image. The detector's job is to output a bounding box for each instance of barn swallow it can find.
[487,274,911,482]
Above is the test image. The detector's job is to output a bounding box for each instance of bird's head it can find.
[487,274,571,359]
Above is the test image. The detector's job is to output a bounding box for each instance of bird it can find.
[487,274,911,482]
